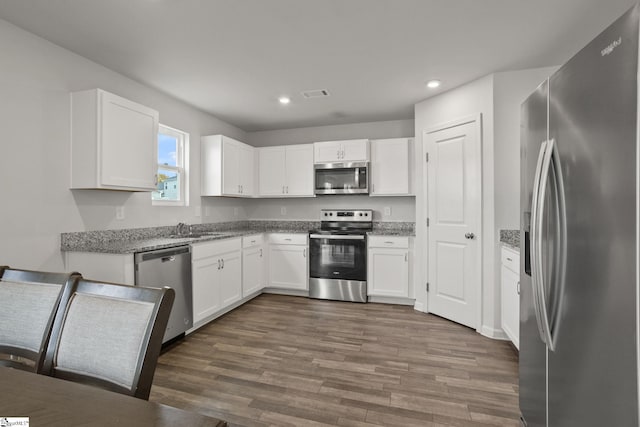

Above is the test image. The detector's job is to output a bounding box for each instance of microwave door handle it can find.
[354,167,359,189]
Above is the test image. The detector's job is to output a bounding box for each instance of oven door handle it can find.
[309,234,365,240]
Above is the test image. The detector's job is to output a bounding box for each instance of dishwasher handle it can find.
[135,245,191,263]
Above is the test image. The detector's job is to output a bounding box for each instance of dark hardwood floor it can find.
[150,294,520,427]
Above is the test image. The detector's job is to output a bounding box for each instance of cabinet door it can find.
[192,257,221,323]
[371,138,409,195]
[242,245,264,296]
[100,91,158,189]
[222,138,240,195]
[367,248,409,297]
[341,139,369,162]
[258,147,287,196]
[501,265,520,349]
[239,143,254,197]
[285,145,314,196]
[220,250,242,307]
[268,245,308,290]
[314,141,342,163]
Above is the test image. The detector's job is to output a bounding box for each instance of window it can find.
[152,124,188,205]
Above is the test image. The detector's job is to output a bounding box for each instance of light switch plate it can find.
[384,206,391,216]
[280,206,287,215]
[116,206,125,220]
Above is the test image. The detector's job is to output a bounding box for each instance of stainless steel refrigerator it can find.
[520,4,639,426]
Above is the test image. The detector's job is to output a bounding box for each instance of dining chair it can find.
[0,267,79,372]
[42,278,175,400]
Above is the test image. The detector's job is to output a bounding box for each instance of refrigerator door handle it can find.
[530,140,549,346]
[534,138,565,352]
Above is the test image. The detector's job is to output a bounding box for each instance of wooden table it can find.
[0,367,227,426]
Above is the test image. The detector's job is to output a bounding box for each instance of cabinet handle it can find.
[303,248,306,258]
[221,259,225,269]
[154,174,158,185]
[506,257,513,262]
[517,281,521,295]
[217,259,221,270]
[384,241,394,244]
[405,253,408,262]
[285,238,292,241]
[282,186,285,194]
[259,248,263,258]
[251,240,256,244]
[286,186,289,194]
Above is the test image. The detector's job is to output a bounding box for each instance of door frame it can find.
[421,113,483,332]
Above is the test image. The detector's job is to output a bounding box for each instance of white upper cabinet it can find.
[258,147,287,196]
[70,89,158,191]
[201,135,254,197]
[258,144,314,197]
[370,138,413,196]
[313,139,369,163]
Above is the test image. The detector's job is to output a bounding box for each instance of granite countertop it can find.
[500,229,520,252]
[61,220,416,254]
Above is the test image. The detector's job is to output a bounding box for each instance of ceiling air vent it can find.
[302,89,330,98]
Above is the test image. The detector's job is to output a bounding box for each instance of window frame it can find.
[152,124,189,206]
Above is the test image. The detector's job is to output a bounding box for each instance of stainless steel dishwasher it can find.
[134,245,192,344]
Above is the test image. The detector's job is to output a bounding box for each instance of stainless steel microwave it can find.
[314,162,369,195]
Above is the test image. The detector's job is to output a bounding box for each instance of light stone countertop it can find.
[61,220,415,254]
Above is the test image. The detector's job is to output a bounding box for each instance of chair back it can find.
[43,278,175,400]
[0,267,78,372]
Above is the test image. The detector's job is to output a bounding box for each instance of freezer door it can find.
[520,79,549,427]
[548,5,639,426]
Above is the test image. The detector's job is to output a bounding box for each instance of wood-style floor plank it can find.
[150,294,519,426]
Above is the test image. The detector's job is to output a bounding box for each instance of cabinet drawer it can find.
[501,247,520,274]
[242,234,264,248]
[268,233,308,245]
[192,237,241,260]
[368,236,409,249]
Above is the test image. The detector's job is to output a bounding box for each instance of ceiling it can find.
[0,0,636,131]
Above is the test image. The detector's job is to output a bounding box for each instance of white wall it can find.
[0,19,248,270]
[245,120,416,222]
[246,119,414,147]
[413,67,558,336]
[414,75,496,331]
[493,66,558,230]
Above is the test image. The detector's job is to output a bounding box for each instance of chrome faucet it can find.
[176,222,190,236]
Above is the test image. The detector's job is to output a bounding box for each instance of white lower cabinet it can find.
[242,234,265,297]
[501,246,520,349]
[267,233,308,290]
[367,236,410,297]
[191,238,242,323]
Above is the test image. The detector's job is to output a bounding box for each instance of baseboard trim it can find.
[262,287,310,297]
[414,301,425,312]
[481,325,509,340]
[368,296,415,306]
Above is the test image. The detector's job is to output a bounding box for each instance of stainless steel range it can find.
[308,209,372,303]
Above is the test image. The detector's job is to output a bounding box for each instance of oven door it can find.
[309,234,366,281]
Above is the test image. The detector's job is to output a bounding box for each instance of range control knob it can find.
[364,212,369,216]
[329,213,333,216]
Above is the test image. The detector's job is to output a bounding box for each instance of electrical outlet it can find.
[195,206,202,217]
[280,206,287,215]
[116,206,125,220]
[384,206,391,217]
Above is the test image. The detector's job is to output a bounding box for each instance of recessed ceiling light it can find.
[426,80,441,89]
[278,96,291,105]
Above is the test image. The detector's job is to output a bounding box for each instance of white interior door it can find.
[424,119,481,329]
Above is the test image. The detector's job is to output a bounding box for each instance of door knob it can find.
[465,232,475,239]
